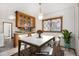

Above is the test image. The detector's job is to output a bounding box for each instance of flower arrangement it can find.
[37,30,43,38]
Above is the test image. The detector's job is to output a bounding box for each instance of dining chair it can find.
[35,37,55,56]
[19,34,30,49]
[53,37,61,56]
[35,36,61,56]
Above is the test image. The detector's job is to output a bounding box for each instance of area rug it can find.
[11,49,64,56]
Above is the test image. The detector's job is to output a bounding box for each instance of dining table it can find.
[18,35,54,56]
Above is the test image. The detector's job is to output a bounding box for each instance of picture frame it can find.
[42,16,63,32]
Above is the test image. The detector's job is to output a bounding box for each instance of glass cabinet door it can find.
[27,17,31,32]
[19,15,23,27]
[30,17,35,27]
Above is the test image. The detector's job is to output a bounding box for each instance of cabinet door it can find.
[24,17,28,32]
[16,12,20,27]
[16,12,24,28]
[19,15,24,27]
[16,12,23,27]
[21,16,26,28]
[30,17,35,27]
[14,34,19,48]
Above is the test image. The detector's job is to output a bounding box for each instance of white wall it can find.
[44,6,75,33]
[36,5,76,48]
[46,6,75,48]
[0,3,76,32]
[0,3,39,35]
[74,4,79,55]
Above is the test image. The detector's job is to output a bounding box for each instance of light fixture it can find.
[38,3,43,20]
[8,15,15,20]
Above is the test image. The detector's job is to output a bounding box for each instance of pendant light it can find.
[38,3,43,20]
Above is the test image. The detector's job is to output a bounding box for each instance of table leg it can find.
[18,40,21,56]
[37,47,40,53]
[24,44,27,49]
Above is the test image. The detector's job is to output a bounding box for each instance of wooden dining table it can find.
[18,35,54,56]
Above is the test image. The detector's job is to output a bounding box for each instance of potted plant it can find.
[62,29,72,48]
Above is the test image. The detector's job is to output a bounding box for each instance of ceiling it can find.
[0,3,76,20]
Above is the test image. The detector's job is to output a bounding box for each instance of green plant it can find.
[62,29,72,44]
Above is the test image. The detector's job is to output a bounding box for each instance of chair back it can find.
[53,37,61,56]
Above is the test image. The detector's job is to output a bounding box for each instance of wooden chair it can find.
[38,37,61,56]
[35,37,55,56]
[53,37,61,56]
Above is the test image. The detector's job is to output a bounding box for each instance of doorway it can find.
[3,22,12,39]
[0,22,13,52]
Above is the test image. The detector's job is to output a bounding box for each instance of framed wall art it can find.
[42,16,63,32]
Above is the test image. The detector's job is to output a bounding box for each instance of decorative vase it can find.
[64,43,70,48]
[37,30,43,38]
[38,33,41,38]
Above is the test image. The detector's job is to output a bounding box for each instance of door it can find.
[3,22,12,39]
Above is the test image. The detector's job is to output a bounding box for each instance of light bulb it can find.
[38,13,43,20]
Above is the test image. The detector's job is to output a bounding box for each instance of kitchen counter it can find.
[13,32,35,48]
